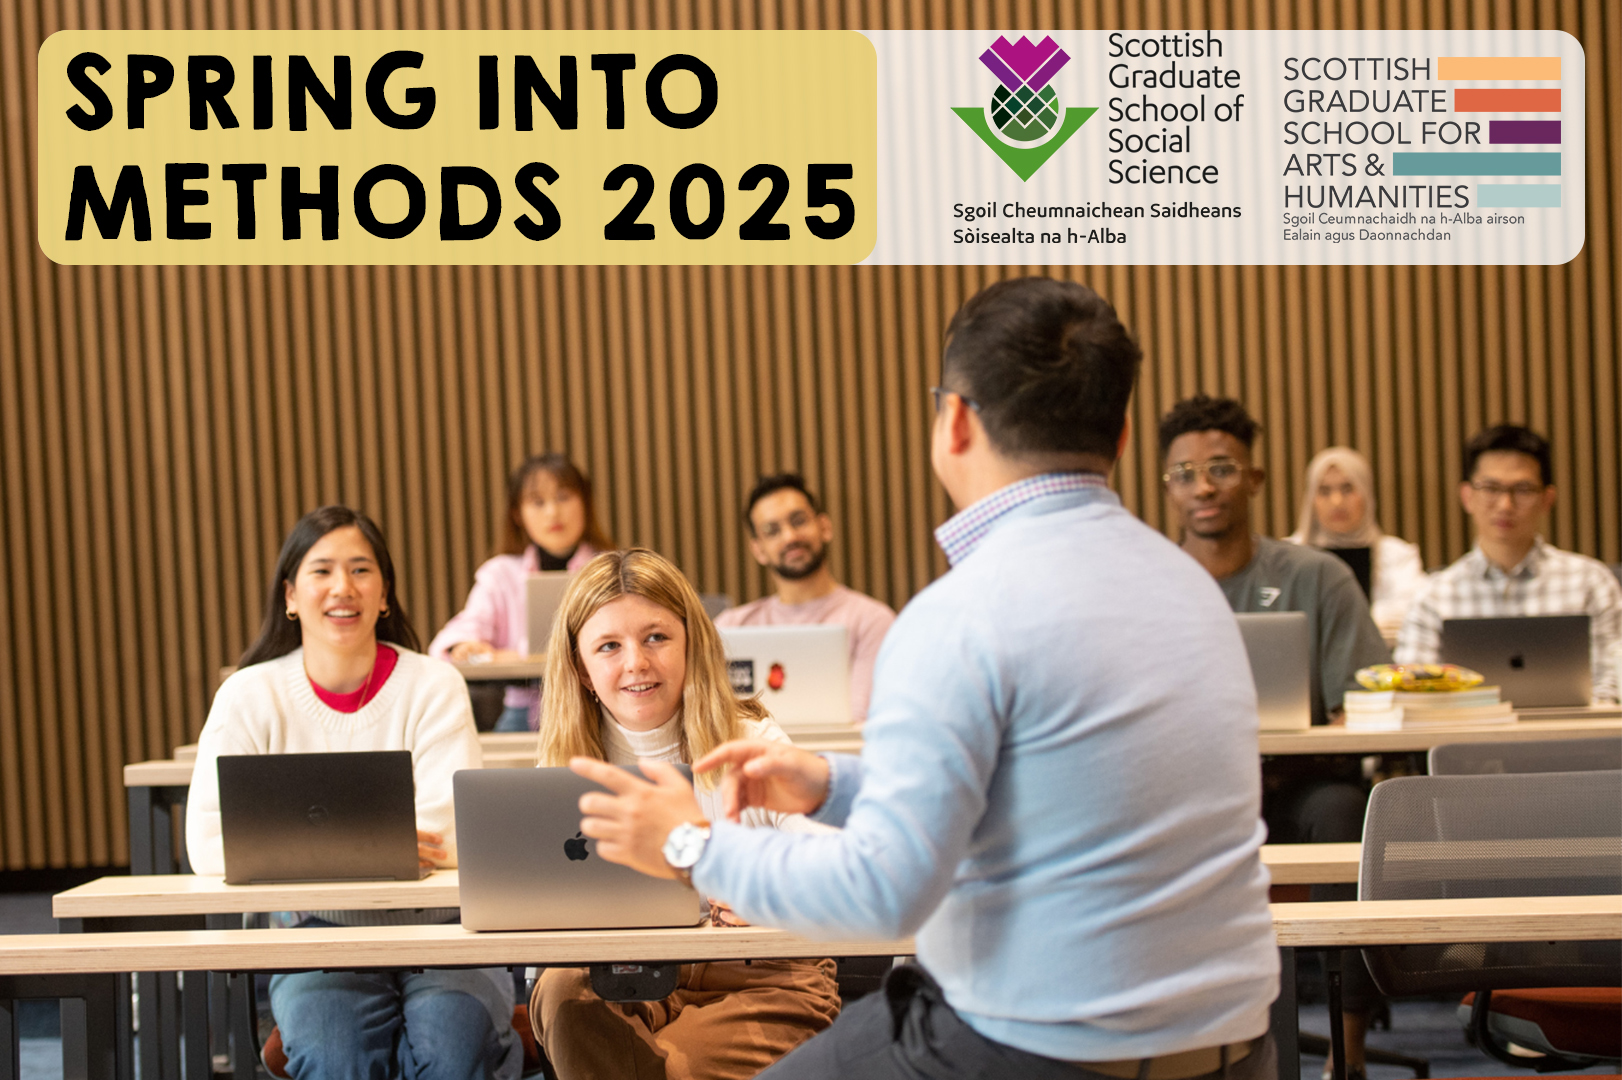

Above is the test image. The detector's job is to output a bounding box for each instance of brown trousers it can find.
[531,958,841,1080]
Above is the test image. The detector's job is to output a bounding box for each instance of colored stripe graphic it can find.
[1455,89,1561,112]
[1439,57,1560,80]
[1477,185,1561,208]
[1489,120,1560,144]
[1392,153,1560,176]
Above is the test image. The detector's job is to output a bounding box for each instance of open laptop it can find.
[455,767,702,932]
[525,571,573,654]
[1235,612,1313,731]
[1441,615,1592,708]
[217,751,424,884]
[718,625,851,729]
[1326,546,1373,600]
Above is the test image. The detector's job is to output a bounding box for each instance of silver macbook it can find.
[525,572,573,655]
[454,767,702,932]
[1441,615,1592,708]
[218,751,425,884]
[1236,612,1313,731]
[718,625,851,729]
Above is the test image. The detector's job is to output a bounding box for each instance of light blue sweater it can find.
[694,481,1279,1061]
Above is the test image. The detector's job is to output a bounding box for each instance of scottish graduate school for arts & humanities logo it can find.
[954,36,1098,181]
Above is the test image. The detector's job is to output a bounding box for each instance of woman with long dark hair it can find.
[430,454,614,730]
[186,506,521,1080]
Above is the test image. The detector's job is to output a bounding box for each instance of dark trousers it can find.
[759,965,1277,1080]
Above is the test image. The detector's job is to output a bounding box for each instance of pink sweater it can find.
[715,585,896,723]
[429,544,598,708]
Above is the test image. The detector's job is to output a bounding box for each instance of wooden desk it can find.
[54,843,1364,926]
[452,655,547,681]
[27,895,1620,976]
[1257,716,1622,755]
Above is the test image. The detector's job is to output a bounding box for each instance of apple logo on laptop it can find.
[1509,654,1526,669]
[564,832,590,861]
[306,806,329,827]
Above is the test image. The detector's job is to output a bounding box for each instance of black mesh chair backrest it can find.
[1429,737,1622,776]
[1358,770,1622,996]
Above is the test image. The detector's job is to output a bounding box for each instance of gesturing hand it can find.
[693,739,830,824]
[570,758,706,880]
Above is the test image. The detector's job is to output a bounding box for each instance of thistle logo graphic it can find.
[954,36,1098,181]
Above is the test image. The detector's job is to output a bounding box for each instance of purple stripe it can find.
[978,49,1024,92]
[1489,120,1561,145]
[1026,49,1071,91]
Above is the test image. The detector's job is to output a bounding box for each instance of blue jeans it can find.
[269,966,522,1080]
[493,705,533,732]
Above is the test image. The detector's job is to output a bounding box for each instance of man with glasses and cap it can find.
[1396,424,1621,703]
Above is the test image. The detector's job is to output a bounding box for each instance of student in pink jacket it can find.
[429,455,614,730]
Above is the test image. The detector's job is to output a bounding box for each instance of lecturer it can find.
[573,277,1280,1079]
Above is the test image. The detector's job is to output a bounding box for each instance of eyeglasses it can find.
[1470,480,1546,505]
[1163,458,1247,489]
[930,386,981,413]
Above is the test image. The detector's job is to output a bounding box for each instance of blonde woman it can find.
[1288,446,1426,641]
[531,548,841,1080]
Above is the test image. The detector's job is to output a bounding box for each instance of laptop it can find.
[1441,615,1592,708]
[525,571,573,655]
[718,625,851,729]
[217,751,424,884]
[1326,546,1373,600]
[1235,612,1313,731]
[454,767,702,932]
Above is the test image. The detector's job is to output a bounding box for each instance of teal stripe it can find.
[1393,152,1560,176]
[1477,184,1561,208]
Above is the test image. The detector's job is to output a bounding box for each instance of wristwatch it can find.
[662,819,711,887]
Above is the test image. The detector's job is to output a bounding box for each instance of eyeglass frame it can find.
[1161,457,1251,489]
[1468,479,1549,505]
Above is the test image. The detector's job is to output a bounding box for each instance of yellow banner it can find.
[38,31,876,264]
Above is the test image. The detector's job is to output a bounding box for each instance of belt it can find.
[1076,1035,1260,1080]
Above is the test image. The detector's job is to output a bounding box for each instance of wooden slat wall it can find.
[1,1,1617,870]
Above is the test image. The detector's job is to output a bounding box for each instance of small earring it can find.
[285,610,298,621]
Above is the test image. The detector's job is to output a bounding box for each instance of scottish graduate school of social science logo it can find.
[955,36,1098,181]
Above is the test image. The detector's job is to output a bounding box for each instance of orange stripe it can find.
[1455,88,1562,112]
[1439,56,1561,79]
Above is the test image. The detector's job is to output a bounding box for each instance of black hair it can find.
[941,277,1142,462]
[1463,424,1552,486]
[500,453,615,557]
[743,473,824,535]
[1157,394,1262,457]
[239,506,421,667]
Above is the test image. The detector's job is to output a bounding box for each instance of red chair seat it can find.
[1462,988,1622,1060]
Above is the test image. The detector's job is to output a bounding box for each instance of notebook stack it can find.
[1343,685,1515,731]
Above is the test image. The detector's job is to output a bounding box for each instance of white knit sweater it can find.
[186,648,483,880]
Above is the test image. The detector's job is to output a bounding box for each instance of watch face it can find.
[664,823,709,869]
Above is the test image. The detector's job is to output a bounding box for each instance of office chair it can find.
[1358,770,1622,1072]
[1429,736,1622,776]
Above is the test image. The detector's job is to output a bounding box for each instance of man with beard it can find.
[715,473,896,723]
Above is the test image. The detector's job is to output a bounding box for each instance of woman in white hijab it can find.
[1288,446,1426,641]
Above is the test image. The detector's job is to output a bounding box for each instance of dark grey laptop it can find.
[454,767,702,932]
[1236,612,1313,730]
[217,751,424,885]
[1441,615,1592,708]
